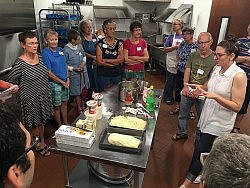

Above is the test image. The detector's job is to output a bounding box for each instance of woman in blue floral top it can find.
[169,27,198,117]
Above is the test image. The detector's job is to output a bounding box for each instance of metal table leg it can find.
[134,171,139,188]
[62,155,72,188]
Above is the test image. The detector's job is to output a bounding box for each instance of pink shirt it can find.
[123,38,147,71]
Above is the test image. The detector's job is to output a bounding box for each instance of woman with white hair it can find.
[163,18,184,105]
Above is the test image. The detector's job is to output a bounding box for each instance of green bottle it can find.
[146,85,155,113]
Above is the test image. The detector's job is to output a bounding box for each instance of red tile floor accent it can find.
[30,65,250,188]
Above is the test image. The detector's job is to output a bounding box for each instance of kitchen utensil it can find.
[136,102,150,113]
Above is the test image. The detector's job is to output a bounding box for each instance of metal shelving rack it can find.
[39,4,81,50]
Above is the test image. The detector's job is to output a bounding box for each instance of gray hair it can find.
[79,19,92,33]
[43,29,58,40]
[202,134,250,188]
[198,32,213,41]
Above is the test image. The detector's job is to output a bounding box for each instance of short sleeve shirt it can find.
[186,51,216,85]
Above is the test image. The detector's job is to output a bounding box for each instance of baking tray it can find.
[99,127,145,154]
[108,112,147,132]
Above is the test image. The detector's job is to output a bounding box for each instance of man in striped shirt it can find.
[233,24,250,133]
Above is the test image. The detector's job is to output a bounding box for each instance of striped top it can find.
[7,56,53,128]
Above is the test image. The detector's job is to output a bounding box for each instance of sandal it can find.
[169,107,179,115]
[189,111,196,120]
[36,146,51,157]
[171,133,188,141]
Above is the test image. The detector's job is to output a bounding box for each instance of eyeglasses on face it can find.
[26,42,39,46]
[214,53,228,58]
[198,41,210,45]
[16,136,40,162]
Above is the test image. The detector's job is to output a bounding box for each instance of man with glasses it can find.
[0,103,37,187]
[172,32,216,141]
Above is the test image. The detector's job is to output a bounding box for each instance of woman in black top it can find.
[96,19,124,92]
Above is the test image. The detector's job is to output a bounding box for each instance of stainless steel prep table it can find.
[50,85,163,188]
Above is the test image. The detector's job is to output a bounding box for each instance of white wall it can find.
[93,0,123,6]
[33,0,212,39]
[167,0,212,38]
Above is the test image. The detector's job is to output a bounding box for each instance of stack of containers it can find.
[85,100,98,133]
[55,125,95,148]
[92,92,103,120]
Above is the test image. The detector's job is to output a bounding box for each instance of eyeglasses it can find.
[198,41,210,45]
[214,53,228,58]
[26,42,39,46]
[16,136,40,162]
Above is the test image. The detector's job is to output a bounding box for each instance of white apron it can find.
[166,33,182,74]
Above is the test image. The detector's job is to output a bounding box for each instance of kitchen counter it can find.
[147,43,166,69]
[50,85,163,188]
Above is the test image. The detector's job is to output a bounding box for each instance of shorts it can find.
[50,82,69,106]
[123,69,145,81]
[238,79,250,114]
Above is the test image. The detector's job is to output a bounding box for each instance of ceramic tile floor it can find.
[30,65,250,188]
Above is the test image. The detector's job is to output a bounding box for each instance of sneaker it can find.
[194,175,202,184]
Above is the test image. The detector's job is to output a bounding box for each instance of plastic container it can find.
[146,85,155,113]
[86,100,97,114]
[142,87,148,106]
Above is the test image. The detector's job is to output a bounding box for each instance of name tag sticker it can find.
[102,44,108,48]
[92,39,97,42]
[197,68,204,75]
[137,46,142,51]
[59,51,64,55]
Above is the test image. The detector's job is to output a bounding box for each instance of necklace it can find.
[22,53,39,65]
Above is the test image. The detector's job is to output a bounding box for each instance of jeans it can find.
[177,95,205,135]
[163,70,176,102]
[175,69,184,103]
[97,75,122,92]
[186,133,217,182]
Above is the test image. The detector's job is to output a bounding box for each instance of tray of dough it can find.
[108,112,147,132]
[99,126,145,154]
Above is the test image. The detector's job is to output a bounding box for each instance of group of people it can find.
[0,16,249,187]
[0,19,149,158]
[162,20,250,187]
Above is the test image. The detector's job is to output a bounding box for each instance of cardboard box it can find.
[56,135,96,149]
[55,125,94,143]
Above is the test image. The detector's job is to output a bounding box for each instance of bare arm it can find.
[164,45,179,53]
[203,72,247,112]
[48,71,70,88]
[107,44,124,65]
[96,45,113,67]
[182,67,191,96]
[124,48,149,65]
